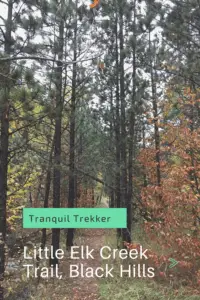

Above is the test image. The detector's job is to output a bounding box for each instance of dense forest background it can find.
[0,0,200,299]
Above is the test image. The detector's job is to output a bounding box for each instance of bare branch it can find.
[75,168,115,191]
[0,16,5,22]
[0,27,6,40]
[0,0,8,5]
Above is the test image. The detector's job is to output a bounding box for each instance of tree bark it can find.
[50,2,64,267]
[0,1,13,298]
[114,12,121,238]
[119,3,128,243]
[109,86,115,208]
[41,134,54,249]
[66,0,78,248]
[127,0,137,243]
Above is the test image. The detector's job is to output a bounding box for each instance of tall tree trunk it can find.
[119,3,128,243]
[127,0,137,243]
[114,12,121,238]
[109,86,115,208]
[50,2,64,266]
[0,1,13,298]
[66,1,78,248]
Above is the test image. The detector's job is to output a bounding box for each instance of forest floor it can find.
[4,200,109,300]
[64,200,109,299]
[4,198,200,300]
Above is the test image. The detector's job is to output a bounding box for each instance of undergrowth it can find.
[99,227,200,300]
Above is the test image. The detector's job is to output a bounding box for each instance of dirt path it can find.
[69,228,106,300]
[59,201,109,300]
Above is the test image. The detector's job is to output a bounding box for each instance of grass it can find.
[100,279,200,300]
[99,228,200,300]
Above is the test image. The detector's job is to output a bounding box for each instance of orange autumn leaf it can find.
[90,0,100,9]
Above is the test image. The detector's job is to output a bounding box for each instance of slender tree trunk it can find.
[127,1,137,243]
[0,1,13,298]
[142,122,148,188]
[66,1,78,248]
[34,172,44,207]
[29,189,33,207]
[109,86,115,208]
[41,135,54,249]
[114,12,121,238]
[76,122,83,208]
[50,3,64,266]
[149,33,161,187]
[119,4,128,243]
